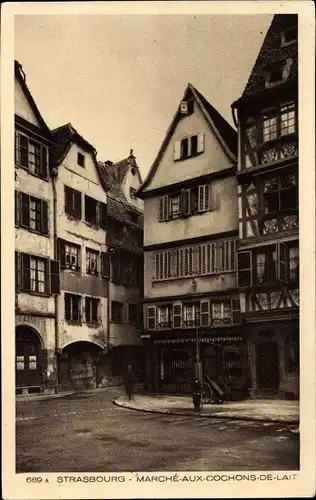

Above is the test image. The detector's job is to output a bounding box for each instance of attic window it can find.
[77,152,85,167]
[281,26,297,46]
[130,187,137,199]
[180,100,194,116]
[131,167,136,176]
[265,59,292,88]
[174,133,204,161]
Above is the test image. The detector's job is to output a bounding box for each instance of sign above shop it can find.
[154,336,243,344]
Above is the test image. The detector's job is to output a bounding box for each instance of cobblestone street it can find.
[16,389,299,473]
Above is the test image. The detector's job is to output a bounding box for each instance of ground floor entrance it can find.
[16,325,44,394]
[58,341,103,391]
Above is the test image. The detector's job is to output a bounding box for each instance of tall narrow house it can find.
[15,61,60,395]
[231,15,299,399]
[98,151,144,384]
[51,123,109,390]
[137,84,246,396]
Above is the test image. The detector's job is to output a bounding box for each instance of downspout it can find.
[51,168,59,391]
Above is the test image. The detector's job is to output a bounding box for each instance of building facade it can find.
[15,61,60,395]
[231,14,299,399]
[98,152,144,384]
[51,123,109,390]
[138,84,249,397]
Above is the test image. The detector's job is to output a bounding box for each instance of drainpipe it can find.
[51,169,59,391]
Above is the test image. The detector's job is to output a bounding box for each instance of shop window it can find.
[65,293,82,323]
[85,297,100,324]
[86,248,99,275]
[64,185,82,219]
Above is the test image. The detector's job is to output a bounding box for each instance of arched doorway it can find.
[59,341,103,391]
[16,325,43,390]
[256,333,279,392]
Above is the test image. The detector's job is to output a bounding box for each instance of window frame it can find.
[86,248,99,276]
[85,296,100,324]
[77,152,85,167]
[65,293,82,324]
[15,131,48,179]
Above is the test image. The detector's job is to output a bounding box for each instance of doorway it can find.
[16,326,43,388]
[256,337,279,391]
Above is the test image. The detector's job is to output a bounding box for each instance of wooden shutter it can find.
[19,134,29,167]
[237,251,252,287]
[21,193,30,227]
[41,200,49,234]
[74,191,82,218]
[278,242,286,280]
[41,145,48,178]
[101,252,110,278]
[21,253,31,291]
[159,195,169,221]
[15,251,21,291]
[180,189,191,216]
[99,202,108,229]
[15,131,20,165]
[172,303,182,328]
[231,297,241,324]
[50,260,60,295]
[15,191,20,226]
[198,185,205,212]
[64,186,71,213]
[173,141,181,161]
[200,299,210,326]
[197,133,205,153]
[57,239,66,268]
[147,306,156,330]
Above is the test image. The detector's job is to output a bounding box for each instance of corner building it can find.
[138,84,249,397]
[232,14,299,399]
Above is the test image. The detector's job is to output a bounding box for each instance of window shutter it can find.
[21,253,31,291]
[15,251,21,291]
[173,141,181,161]
[19,134,29,167]
[163,195,169,220]
[41,200,49,234]
[237,251,252,287]
[64,186,71,212]
[15,191,20,226]
[159,197,164,221]
[99,202,108,229]
[231,297,241,324]
[41,145,48,178]
[197,133,205,153]
[101,252,110,278]
[123,303,129,325]
[173,303,182,328]
[57,239,66,268]
[21,193,30,227]
[147,306,156,330]
[278,242,286,280]
[15,131,20,165]
[200,299,210,326]
[75,191,82,218]
[198,185,204,212]
[205,184,210,210]
[50,260,60,295]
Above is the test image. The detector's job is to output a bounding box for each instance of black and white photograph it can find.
[1,1,315,499]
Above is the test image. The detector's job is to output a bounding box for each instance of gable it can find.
[122,166,144,210]
[15,78,42,128]
[61,142,102,186]
[143,101,234,192]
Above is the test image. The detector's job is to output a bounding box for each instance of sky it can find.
[15,14,272,179]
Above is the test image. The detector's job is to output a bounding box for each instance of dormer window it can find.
[77,152,85,167]
[173,133,205,161]
[265,59,293,88]
[281,26,297,46]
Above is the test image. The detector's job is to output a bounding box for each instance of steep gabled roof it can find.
[51,122,98,166]
[15,60,51,136]
[97,151,142,201]
[137,83,237,196]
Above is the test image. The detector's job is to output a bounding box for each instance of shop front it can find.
[145,331,249,399]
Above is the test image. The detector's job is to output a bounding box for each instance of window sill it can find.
[65,320,82,325]
[19,290,50,297]
[174,152,203,162]
[86,322,101,328]
[84,220,100,230]
[18,225,50,238]
[62,266,81,273]
[16,164,49,181]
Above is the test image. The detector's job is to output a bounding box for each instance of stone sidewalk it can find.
[113,394,299,424]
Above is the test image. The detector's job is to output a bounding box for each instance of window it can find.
[129,211,139,224]
[111,301,124,323]
[200,300,210,326]
[183,303,200,327]
[112,252,139,285]
[85,195,98,225]
[65,293,81,323]
[157,305,171,329]
[86,248,99,275]
[254,246,277,284]
[16,253,60,295]
[153,240,236,281]
[267,64,284,85]
[29,355,37,370]
[263,114,277,142]
[77,152,85,167]
[173,303,182,328]
[64,186,82,219]
[237,251,252,287]
[58,240,81,271]
[15,132,48,178]
[16,191,48,234]
[288,243,299,280]
[169,194,180,219]
[174,133,205,161]
[263,174,298,214]
[262,102,297,143]
[130,187,137,199]
[159,195,169,221]
[198,185,212,212]
[85,297,99,324]
[16,356,25,371]
[147,306,156,330]
[128,304,139,327]
[280,104,296,136]
[212,302,231,325]
[30,256,46,293]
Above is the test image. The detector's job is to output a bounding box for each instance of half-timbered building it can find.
[231,14,299,399]
[137,84,248,397]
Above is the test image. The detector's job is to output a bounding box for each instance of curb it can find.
[16,386,122,403]
[112,399,299,425]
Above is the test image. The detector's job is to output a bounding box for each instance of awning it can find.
[154,336,243,345]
